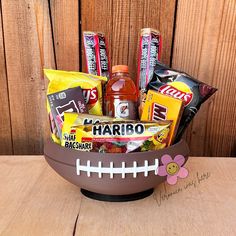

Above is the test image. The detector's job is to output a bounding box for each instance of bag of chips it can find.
[44,69,107,143]
[147,62,217,141]
[61,121,172,153]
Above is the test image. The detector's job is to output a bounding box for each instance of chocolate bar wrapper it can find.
[83,31,111,80]
[47,86,87,139]
[63,112,124,127]
[141,90,184,145]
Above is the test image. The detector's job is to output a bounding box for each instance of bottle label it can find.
[114,100,137,119]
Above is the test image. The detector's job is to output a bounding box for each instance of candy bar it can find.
[47,86,87,138]
[141,90,184,145]
[63,112,124,127]
[61,120,172,153]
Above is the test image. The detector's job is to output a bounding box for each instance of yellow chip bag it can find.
[44,69,107,143]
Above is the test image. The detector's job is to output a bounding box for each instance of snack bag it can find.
[83,31,111,79]
[61,121,172,153]
[147,62,217,141]
[137,28,161,90]
[137,28,162,117]
[141,90,184,145]
[45,69,107,143]
[48,111,59,141]
[45,69,107,114]
[47,86,87,138]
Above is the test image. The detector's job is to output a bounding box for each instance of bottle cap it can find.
[112,65,129,74]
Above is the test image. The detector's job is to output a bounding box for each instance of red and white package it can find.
[137,28,162,90]
[83,31,111,80]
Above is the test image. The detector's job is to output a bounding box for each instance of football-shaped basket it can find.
[44,139,189,200]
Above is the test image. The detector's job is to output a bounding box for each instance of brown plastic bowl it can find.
[44,139,189,196]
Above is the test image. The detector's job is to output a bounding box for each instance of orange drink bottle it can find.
[105,65,137,119]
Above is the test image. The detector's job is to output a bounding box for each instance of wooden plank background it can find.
[172,0,236,156]
[0,0,235,156]
[0,2,12,154]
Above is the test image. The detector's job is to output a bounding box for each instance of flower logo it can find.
[158,154,188,185]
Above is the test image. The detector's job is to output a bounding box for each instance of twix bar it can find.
[137,28,161,90]
[83,31,111,79]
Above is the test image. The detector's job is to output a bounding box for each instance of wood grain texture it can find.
[34,0,56,143]
[1,0,54,154]
[50,0,80,71]
[81,0,131,67]
[0,4,12,154]
[111,0,130,66]
[80,0,113,72]
[172,0,236,156]
[81,0,131,73]
[0,156,82,235]
[1,156,236,235]
[128,0,176,80]
[81,0,176,81]
[0,1,235,156]
[75,156,236,236]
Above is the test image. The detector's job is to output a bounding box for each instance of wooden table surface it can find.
[0,156,235,236]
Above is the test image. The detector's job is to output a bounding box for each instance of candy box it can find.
[141,90,184,145]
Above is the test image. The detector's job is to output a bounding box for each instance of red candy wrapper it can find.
[137,28,161,90]
[83,31,111,80]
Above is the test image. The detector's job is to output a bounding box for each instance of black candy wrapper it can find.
[148,62,217,142]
